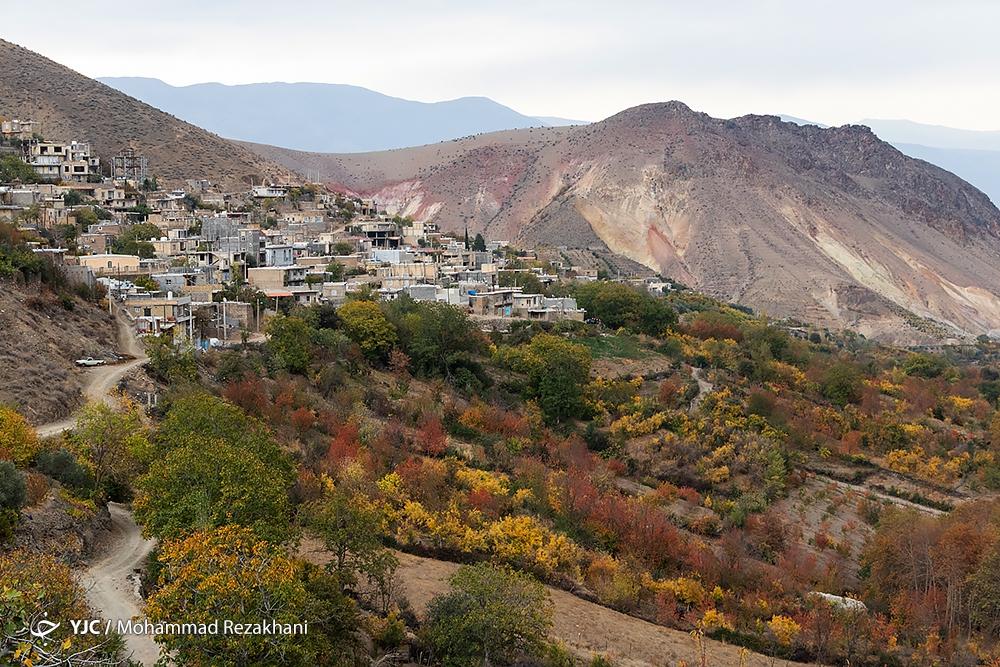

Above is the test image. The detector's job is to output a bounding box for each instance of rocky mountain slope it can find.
[249,103,1000,343]
[0,40,288,188]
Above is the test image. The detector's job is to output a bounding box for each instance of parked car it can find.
[75,357,106,367]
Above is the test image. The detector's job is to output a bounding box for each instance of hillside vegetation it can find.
[6,275,1000,665]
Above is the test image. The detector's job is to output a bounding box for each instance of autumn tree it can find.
[424,563,553,667]
[337,300,397,361]
[71,400,151,497]
[1,550,125,664]
[0,405,40,465]
[146,526,356,666]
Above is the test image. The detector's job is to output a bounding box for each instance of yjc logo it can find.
[28,615,60,641]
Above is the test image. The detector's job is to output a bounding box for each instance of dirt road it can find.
[689,366,714,413]
[79,503,158,665]
[36,313,146,439]
[33,313,158,664]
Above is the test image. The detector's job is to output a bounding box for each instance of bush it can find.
[0,461,27,511]
[35,448,94,492]
[424,563,553,667]
[820,362,863,406]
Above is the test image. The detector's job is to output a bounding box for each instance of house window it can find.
[107,261,113,269]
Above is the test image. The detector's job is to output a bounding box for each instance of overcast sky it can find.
[7,0,1000,129]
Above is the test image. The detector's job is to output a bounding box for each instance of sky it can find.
[6,0,1000,129]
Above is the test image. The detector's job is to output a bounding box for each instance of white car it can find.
[75,357,106,367]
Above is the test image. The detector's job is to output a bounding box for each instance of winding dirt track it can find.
[33,312,158,665]
[78,503,158,665]
[36,314,147,439]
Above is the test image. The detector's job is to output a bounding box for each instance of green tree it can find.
[575,282,676,335]
[903,353,948,379]
[155,393,283,462]
[136,393,295,542]
[498,270,543,294]
[144,334,197,382]
[63,189,85,206]
[266,314,312,374]
[472,233,487,252]
[0,155,39,183]
[337,300,397,361]
[71,400,151,497]
[304,491,398,598]
[502,333,591,423]
[134,437,294,543]
[820,362,864,406]
[388,299,484,379]
[0,461,26,511]
[332,241,354,256]
[112,222,161,258]
[424,563,553,667]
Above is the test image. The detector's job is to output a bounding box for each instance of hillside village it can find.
[0,116,637,345]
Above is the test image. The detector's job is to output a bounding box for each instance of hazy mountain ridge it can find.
[249,103,1000,343]
[98,77,575,153]
[0,41,288,188]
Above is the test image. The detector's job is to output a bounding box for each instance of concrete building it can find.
[26,141,101,182]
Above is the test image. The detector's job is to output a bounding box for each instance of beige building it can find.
[78,253,141,275]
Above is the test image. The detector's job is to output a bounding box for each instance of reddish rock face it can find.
[250,102,1000,343]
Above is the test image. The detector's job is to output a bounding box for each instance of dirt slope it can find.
[249,103,1000,343]
[0,284,117,424]
[0,39,289,188]
[299,540,810,667]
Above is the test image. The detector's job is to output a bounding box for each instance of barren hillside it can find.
[0,40,289,189]
[249,103,1000,343]
[0,283,118,424]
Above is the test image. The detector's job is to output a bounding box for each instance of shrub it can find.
[0,461,26,510]
[424,563,553,667]
[35,448,94,491]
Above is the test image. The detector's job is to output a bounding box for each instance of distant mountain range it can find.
[98,77,584,154]
[782,116,1000,203]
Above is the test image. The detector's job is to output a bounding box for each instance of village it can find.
[0,117,681,348]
